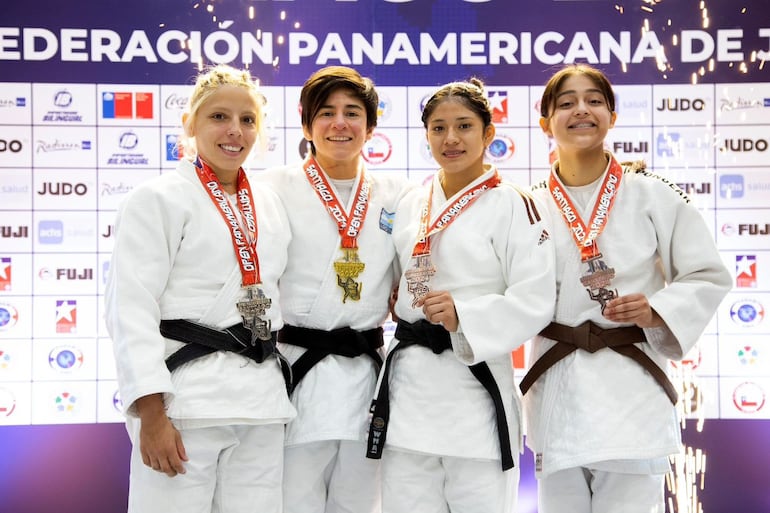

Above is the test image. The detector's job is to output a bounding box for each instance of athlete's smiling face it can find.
[425,98,494,179]
[303,88,373,170]
[188,84,261,178]
[540,73,616,154]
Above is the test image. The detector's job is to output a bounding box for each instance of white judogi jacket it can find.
[256,162,409,445]
[525,158,731,477]
[105,159,296,428]
[383,166,556,462]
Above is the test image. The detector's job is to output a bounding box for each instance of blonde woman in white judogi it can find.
[106,65,295,513]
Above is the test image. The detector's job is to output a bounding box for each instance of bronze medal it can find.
[579,254,617,312]
[404,254,436,308]
[548,155,624,314]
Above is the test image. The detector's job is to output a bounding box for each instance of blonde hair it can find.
[178,64,267,159]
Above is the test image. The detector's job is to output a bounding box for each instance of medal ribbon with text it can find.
[194,157,262,287]
[547,155,622,262]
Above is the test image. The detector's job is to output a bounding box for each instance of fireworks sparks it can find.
[667,348,708,512]
[667,445,707,513]
[615,1,765,84]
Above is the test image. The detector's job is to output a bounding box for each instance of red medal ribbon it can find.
[411,169,502,257]
[303,156,370,249]
[548,154,622,262]
[194,157,262,286]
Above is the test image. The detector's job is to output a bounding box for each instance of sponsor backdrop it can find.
[1,1,769,512]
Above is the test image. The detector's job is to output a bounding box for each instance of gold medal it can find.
[405,254,436,308]
[237,286,273,341]
[334,247,365,303]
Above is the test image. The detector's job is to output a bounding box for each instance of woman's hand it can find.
[603,293,664,328]
[417,290,459,332]
[135,394,189,478]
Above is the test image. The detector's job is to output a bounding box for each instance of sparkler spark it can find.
[667,347,708,511]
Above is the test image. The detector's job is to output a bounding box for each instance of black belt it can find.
[366,319,514,471]
[277,324,384,390]
[519,321,678,405]
[160,319,292,394]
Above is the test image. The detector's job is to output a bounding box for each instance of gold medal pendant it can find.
[405,254,436,308]
[237,286,273,342]
[579,254,618,313]
[334,247,365,303]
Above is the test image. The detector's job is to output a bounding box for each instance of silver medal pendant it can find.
[237,286,272,342]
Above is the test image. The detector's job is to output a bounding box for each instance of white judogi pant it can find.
[127,423,284,513]
[381,449,519,513]
[538,467,665,513]
[283,439,381,513]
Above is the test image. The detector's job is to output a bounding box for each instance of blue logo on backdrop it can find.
[730,299,765,327]
[48,346,84,371]
[720,174,745,199]
[656,132,680,157]
[53,90,72,108]
[38,220,64,244]
[166,134,180,161]
[119,131,139,150]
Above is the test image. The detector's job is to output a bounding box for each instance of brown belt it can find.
[519,321,678,405]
